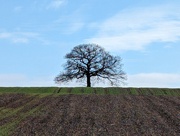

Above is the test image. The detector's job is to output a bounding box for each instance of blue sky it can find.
[0,0,180,87]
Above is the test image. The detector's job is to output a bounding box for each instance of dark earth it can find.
[0,93,180,135]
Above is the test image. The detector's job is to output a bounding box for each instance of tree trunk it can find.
[87,74,91,87]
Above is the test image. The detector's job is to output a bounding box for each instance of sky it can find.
[0,0,180,88]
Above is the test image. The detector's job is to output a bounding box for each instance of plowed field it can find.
[1,93,180,135]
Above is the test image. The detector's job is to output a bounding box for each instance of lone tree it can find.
[55,44,126,87]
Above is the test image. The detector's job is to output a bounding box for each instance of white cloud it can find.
[0,74,55,87]
[52,73,180,88]
[128,73,180,88]
[0,31,39,44]
[47,0,65,9]
[0,32,11,38]
[0,74,27,87]
[0,73,179,88]
[86,4,180,52]
[12,38,29,43]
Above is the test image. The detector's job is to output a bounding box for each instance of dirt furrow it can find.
[0,93,25,107]
[2,94,179,136]
[141,96,180,134]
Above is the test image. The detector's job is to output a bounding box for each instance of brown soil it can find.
[1,94,179,135]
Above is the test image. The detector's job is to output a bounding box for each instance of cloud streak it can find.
[86,4,180,52]
[0,31,39,44]
[47,0,65,9]
[1,73,179,88]
[0,74,55,87]
[128,73,180,88]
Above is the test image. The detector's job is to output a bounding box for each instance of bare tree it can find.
[55,44,126,87]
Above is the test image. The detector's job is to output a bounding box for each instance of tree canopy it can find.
[55,44,126,87]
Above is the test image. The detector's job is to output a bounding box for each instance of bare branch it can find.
[55,44,126,87]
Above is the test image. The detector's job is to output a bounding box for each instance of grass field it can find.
[0,87,180,135]
[0,87,180,96]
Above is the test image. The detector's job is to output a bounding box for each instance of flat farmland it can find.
[0,88,180,135]
[0,87,179,96]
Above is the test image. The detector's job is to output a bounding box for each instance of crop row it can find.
[1,93,179,135]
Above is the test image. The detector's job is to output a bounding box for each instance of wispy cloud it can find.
[86,4,180,52]
[0,32,11,39]
[47,0,66,9]
[1,73,179,88]
[0,31,39,44]
[128,73,180,88]
[64,22,84,34]
[12,38,29,43]
[0,74,55,87]
[49,73,180,88]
